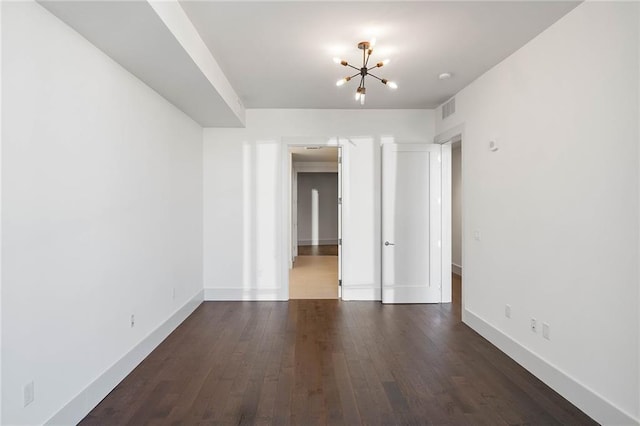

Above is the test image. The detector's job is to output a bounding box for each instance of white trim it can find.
[45,290,204,426]
[464,309,639,426]
[341,285,381,301]
[434,124,464,145]
[452,263,462,276]
[204,287,286,301]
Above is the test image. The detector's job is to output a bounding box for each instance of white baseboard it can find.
[204,287,287,301]
[341,284,380,301]
[464,309,639,426]
[452,263,462,276]
[45,290,204,426]
[297,239,338,246]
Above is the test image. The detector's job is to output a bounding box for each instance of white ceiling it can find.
[180,1,580,109]
[40,0,581,125]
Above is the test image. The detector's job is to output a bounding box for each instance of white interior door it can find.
[382,143,442,303]
[337,147,343,298]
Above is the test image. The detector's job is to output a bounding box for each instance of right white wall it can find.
[436,2,639,424]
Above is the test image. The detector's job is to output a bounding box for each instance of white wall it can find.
[2,3,203,425]
[203,109,434,301]
[451,146,462,273]
[436,2,639,424]
[297,172,338,245]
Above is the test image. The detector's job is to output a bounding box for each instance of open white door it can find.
[382,143,442,303]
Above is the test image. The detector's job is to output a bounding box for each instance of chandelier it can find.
[334,40,397,105]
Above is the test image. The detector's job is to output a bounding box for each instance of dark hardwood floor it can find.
[80,275,596,425]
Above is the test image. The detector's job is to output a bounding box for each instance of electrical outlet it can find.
[530,318,537,332]
[24,381,34,407]
[130,314,135,328]
[543,323,550,340]
[505,304,511,319]
[473,230,481,241]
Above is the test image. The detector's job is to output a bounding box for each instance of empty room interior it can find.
[1,1,639,425]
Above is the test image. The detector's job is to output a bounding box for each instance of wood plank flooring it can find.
[80,275,596,425]
[289,256,338,299]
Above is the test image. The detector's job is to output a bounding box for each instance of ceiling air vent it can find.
[442,98,456,120]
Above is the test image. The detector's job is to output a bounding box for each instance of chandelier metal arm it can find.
[367,72,383,82]
[345,63,360,72]
[365,47,373,68]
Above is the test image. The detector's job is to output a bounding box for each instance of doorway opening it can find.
[288,145,341,299]
[436,127,463,318]
[450,140,462,317]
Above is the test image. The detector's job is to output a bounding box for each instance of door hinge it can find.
[338,197,342,205]
[339,238,342,245]
[338,156,342,164]
[339,279,342,287]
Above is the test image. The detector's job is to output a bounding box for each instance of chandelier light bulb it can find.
[336,76,351,87]
[333,57,348,66]
[388,81,398,89]
[358,87,366,105]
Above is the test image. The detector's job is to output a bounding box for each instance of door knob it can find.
[384,241,395,246]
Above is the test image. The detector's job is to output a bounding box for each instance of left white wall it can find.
[2,2,203,424]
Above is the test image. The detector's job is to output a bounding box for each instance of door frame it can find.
[435,124,464,316]
[281,137,343,300]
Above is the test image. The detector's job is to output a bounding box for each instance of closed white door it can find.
[382,143,442,303]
